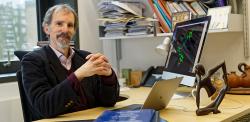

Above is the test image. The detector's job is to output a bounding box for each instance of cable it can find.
[168,95,245,113]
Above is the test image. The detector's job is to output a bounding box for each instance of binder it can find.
[153,4,171,32]
[172,2,183,12]
[148,0,171,32]
[154,1,171,29]
[95,109,167,122]
[166,1,178,14]
[183,1,198,16]
[164,1,174,16]
[156,0,172,29]
[190,1,206,16]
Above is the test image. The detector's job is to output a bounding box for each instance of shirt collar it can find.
[49,45,75,60]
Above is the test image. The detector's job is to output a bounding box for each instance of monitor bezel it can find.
[164,16,211,77]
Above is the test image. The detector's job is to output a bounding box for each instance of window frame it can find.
[0,61,20,83]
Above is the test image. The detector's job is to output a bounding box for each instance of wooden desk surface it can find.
[36,87,250,122]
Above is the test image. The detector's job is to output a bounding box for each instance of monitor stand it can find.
[174,85,193,98]
[162,71,196,87]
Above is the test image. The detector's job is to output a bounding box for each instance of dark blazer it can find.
[21,45,119,120]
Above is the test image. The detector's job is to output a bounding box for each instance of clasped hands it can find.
[75,53,112,81]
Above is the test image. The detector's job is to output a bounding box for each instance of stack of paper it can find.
[98,1,153,37]
[126,18,153,36]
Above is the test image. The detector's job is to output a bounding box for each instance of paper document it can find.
[111,1,142,16]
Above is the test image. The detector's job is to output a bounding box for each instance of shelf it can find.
[208,28,241,33]
[99,29,239,40]
[99,33,173,40]
[99,14,243,40]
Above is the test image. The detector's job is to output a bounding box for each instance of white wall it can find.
[117,37,167,70]
[0,82,23,122]
[86,1,250,73]
[78,0,102,53]
[102,32,249,73]
[200,32,248,72]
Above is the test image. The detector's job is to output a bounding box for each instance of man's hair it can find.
[42,4,78,30]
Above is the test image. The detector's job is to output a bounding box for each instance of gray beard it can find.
[56,41,70,49]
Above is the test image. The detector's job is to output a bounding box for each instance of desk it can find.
[36,87,250,122]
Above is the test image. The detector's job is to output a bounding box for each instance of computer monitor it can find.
[162,16,211,87]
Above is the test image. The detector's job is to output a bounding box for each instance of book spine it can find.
[183,1,198,17]
[172,2,183,12]
[197,1,208,13]
[166,1,178,13]
[164,1,173,16]
[148,0,170,32]
[190,1,206,16]
[153,3,171,32]
[155,0,172,29]
[179,2,188,12]
[158,0,171,19]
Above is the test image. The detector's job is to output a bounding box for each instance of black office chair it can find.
[16,70,32,122]
[14,51,38,122]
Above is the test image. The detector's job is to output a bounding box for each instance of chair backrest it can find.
[14,51,36,122]
[14,51,30,61]
[16,70,32,122]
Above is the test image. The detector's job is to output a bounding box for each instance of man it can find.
[21,4,119,120]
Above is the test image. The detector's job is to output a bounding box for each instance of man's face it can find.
[44,10,75,49]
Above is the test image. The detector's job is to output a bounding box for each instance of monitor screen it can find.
[163,16,211,86]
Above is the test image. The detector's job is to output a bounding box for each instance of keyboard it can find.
[232,113,250,122]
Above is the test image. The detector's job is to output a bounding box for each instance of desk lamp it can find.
[155,37,171,56]
[155,37,172,68]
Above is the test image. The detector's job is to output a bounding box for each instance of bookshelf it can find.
[99,33,172,40]
[100,13,243,40]
[98,0,245,75]
[99,1,243,40]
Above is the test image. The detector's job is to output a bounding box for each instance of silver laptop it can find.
[142,77,183,110]
[118,77,182,111]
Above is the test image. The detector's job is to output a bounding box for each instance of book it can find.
[157,0,172,20]
[179,2,188,12]
[153,4,171,32]
[197,1,209,13]
[148,0,171,32]
[122,68,132,86]
[190,1,206,16]
[171,11,191,31]
[153,0,172,29]
[130,70,143,87]
[166,1,178,14]
[172,2,183,12]
[95,109,161,122]
[163,1,174,16]
[182,1,197,16]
